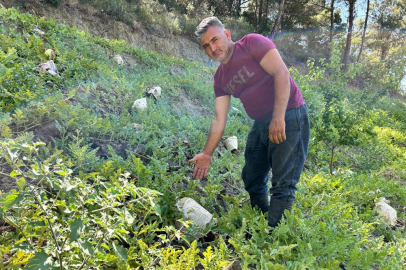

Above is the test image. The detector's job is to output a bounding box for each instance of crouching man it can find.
[189,17,310,228]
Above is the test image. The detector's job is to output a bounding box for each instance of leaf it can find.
[10,170,20,177]
[216,225,232,234]
[55,170,66,176]
[29,221,46,227]
[112,242,128,262]
[15,241,34,252]
[154,204,161,218]
[4,191,24,209]
[11,250,34,266]
[65,183,76,192]
[17,177,26,190]
[25,251,56,270]
[123,208,134,225]
[78,239,93,256]
[69,219,84,241]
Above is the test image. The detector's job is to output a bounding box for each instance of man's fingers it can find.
[192,166,206,180]
[189,153,211,179]
[193,166,203,179]
[270,132,279,144]
[196,168,204,180]
[193,166,198,178]
[276,133,283,144]
[269,131,286,144]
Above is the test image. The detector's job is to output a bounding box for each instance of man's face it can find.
[200,25,232,63]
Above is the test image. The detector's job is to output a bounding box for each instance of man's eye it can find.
[203,45,208,49]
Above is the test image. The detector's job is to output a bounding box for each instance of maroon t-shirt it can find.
[213,34,304,121]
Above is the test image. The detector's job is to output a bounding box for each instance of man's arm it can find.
[189,95,231,179]
[259,48,291,144]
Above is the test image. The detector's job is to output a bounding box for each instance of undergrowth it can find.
[0,6,405,269]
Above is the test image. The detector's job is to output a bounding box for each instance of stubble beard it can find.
[218,41,234,63]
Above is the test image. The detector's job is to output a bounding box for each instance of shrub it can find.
[45,0,63,7]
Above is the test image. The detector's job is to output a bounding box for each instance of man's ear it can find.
[225,29,232,40]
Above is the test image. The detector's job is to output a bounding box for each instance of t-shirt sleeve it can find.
[243,34,276,63]
[213,70,230,98]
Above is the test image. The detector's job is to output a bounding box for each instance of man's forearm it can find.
[202,118,226,156]
[272,70,290,119]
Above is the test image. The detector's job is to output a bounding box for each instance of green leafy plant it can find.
[306,44,376,174]
[0,6,405,269]
[0,139,162,269]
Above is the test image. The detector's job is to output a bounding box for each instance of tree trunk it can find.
[255,0,259,32]
[258,0,264,29]
[270,0,285,39]
[342,0,356,70]
[357,0,370,63]
[329,0,335,42]
[228,0,233,15]
[380,33,391,60]
[265,0,269,19]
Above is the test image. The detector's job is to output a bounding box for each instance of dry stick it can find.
[30,185,63,270]
[11,123,40,134]
[0,171,12,178]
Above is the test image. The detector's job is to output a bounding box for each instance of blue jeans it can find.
[242,104,310,203]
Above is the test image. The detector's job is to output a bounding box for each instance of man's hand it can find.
[188,153,212,179]
[269,117,286,144]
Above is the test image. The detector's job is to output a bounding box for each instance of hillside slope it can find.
[0,5,405,270]
[0,0,212,64]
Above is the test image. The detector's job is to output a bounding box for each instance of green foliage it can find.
[44,0,62,7]
[0,139,162,269]
[76,0,210,35]
[295,43,377,174]
[0,7,405,270]
[223,17,255,41]
[358,45,406,94]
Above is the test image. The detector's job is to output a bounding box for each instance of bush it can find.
[45,0,63,7]
[223,17,255,41]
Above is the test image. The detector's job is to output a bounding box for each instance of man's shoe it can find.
[268,198,293,228]
[249,193,269,214]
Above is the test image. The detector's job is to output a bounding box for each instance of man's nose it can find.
[209,42,216,51]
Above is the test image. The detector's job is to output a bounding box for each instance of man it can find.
[189,17,310,228]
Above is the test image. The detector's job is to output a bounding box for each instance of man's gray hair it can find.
[195,17,225,41]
